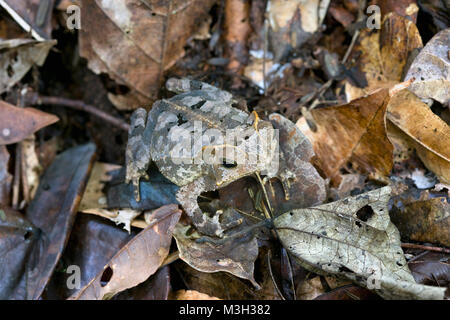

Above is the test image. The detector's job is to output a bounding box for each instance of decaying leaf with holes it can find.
[274,186,446,299]
[79,0,215,110]
[0,39,56,94]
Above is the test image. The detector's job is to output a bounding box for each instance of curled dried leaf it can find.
[387,89,450,183]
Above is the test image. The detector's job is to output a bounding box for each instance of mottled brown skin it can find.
[126,78,278,237]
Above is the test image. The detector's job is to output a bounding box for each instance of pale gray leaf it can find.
[404,28,450,104]
[274,186,446,300]
[0,39,56,94]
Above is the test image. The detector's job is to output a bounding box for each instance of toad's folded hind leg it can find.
[125,108,152,202]
[176,178,242,238]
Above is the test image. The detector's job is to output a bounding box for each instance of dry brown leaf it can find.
[375,0,419,23]
[173,221,260,288]
[177,248,284,300]
[79,0,215,110]
[387,89,450,183]
[26,143,97,300]
[345,13,423,101]
[296,88,393,185]
[174,289,221,300]
[404,28,450,104]
[0,100,59,145]
[390,197,449,247]
[70,204,181,300]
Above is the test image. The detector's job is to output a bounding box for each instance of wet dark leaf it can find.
[70,204,180,300]
[0,207,38,299]
[409,252,450,287]
[106,166,179,211]
[26,143,97,299]
[43,214,138,299]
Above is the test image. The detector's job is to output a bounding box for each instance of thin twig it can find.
[341,30,360,64]
[263,18,268,95]
[401,243,450,254]
[32,95,130,131]
[267,250,286,300]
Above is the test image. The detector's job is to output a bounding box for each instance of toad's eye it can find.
[222,159,237,168]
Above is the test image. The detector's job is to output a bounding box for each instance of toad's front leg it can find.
[176,177,242,238]
[125,108,152,201]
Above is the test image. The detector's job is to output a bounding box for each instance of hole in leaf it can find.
[356,205,374,222]
[222,159,237,168]
[7,64,14,77]
[23,231,32,240]
[100,266,113,287]
[177,114,187,125]
[192,100,206,110]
